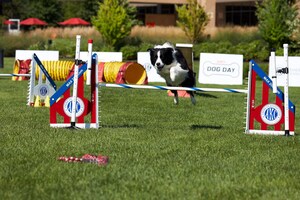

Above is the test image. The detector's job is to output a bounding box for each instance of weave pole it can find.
[98,83,248,93]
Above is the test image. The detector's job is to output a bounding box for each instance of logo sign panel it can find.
[137,52,165,82]
[260,104,282,125]
[38,84,49,97]
[268,56,300,87]
[199,53,243,85]
[63,97,85,118]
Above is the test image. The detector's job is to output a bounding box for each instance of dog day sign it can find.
[199,53,243,85]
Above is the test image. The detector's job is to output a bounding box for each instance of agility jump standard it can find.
[0,54,56,107]
[28,53,57,106]
[245,44,295,136]
[50,37,98,129]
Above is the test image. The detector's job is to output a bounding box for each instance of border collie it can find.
[148,42,196,105]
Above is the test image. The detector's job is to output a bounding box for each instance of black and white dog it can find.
[148,42,196,105]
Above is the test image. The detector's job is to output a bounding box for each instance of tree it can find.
[26,0,63,25]
[2,0,99,25]
[2,0,63,25]
[61,0,99,22]
[2,0,29,19]
[256,0,299,49]
[92,0,138,50]
[176,0,209,44]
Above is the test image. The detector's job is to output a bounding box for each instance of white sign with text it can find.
[199,53,243,85]
[137,52,165,82]
[268,56,300,87]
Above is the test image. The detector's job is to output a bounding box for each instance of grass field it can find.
[1,57,300,200]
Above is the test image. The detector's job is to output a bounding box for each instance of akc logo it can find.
[260,104,282,125]
[38,84,49,97]
[63,97,85,117]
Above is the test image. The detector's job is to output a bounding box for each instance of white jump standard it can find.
[0,54,56,107]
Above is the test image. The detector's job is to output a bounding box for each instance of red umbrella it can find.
[3,20,14,25]
[58,18,90,26]
[20,18,47,26]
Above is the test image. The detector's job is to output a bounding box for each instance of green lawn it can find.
[1,57,300,200]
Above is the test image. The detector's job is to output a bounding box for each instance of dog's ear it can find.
[147,48,154,52]
[167,47,175,52]
[165,47,175,55]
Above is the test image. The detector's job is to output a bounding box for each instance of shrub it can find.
[92,0,138,50]
[48,38,75,58]
[194,41,233,59]
[256,0,299,49]
[131,26,187,44]
[194,40,270,62]
[120,45,139,60]
[233,40,269,61]
[0,33,45,57]
[176,0,209,43]
[211,26,260,45]
[138,42,153,52]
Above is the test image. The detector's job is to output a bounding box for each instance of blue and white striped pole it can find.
[0,74,31,77]
[98,83,247,94]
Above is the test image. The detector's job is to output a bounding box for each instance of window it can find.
[226,6,258,26]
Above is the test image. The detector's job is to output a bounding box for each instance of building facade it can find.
[128,0,262,28]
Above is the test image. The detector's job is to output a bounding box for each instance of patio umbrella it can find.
[3,20,14,25]
[58,18,90,26]
[20,18,47,26]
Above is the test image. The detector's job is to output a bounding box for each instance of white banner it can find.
[199,53,243,85]
[80,52,122,62]
[16,50,59,60]
[137,52,165,82]
[268,56,300,87]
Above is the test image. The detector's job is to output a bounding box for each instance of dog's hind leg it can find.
[188,91,196,105]
[172,90,179,105]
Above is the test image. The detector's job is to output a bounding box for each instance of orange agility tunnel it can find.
[98,62,148,84]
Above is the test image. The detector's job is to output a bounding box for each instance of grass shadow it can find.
[195,92,217,98]
[101,124,141,129]
[190,124,222,130]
